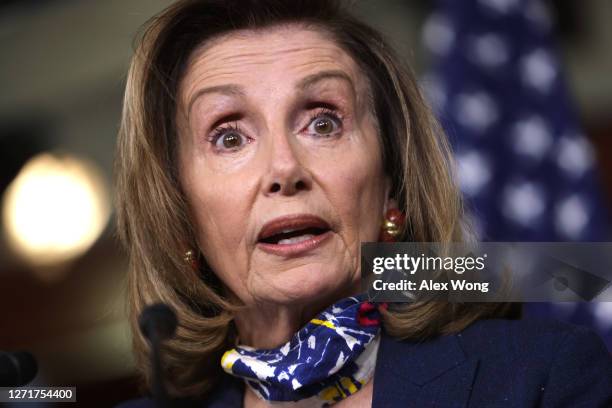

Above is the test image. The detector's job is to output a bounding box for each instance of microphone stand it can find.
[0,351,38,387]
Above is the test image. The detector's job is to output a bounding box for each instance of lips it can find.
[258,214,331,243]
[256,214,332,256]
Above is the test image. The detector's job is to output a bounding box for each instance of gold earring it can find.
[379,208,405,242]
[184,249,198,269]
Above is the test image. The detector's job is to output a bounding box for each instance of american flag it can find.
[421,0,612,349]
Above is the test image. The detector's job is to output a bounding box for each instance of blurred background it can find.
[0,0,610,406]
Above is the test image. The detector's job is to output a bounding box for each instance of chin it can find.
[250,262,357,306]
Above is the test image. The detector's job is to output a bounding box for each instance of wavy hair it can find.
[115,0,517,397]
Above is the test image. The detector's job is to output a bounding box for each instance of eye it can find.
[306,108,343,137]
[208,123,251,151]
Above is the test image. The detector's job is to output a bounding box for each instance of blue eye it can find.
[306,109,343,136]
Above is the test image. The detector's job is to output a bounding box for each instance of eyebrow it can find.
[297,69,355,92]
[186,69,355,114]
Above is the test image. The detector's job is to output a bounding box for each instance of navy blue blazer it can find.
[118,318,612,407]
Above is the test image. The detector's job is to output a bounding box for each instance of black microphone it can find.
[0,351,38,387]
[138,303,178,408]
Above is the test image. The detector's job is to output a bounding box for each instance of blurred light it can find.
[2,153,110,267]
[422,13,455,56]
[502,182,546,226]
[456,150,492,197]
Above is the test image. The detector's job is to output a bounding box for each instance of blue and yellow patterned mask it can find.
[221,295,384,406]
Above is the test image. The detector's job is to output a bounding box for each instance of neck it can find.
[234,303,312,348]
[233,285,360,349]
[227,290,380,408]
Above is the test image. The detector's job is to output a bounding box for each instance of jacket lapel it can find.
[203,374,245,407]
[372,330,479,408]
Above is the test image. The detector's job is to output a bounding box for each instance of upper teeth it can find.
[278,234,315,245]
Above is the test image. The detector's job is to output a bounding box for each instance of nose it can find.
[262,132,312,197]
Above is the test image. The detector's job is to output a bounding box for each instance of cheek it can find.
[319,148,386,240]
[180,160,256,283]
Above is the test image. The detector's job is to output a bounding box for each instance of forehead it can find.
[178,24,369,107]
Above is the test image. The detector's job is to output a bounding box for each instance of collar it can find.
[372,328,478,407]
[205,329,479,408]
[220,295,382,406]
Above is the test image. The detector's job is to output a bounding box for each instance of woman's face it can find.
[177,25,391,308]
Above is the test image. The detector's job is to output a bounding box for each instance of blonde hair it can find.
[115,0,517,398]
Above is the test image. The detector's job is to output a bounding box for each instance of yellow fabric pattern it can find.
[310,318,336,329]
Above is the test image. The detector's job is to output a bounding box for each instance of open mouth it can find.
[256,214,333,255]
[258,226,330,245]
